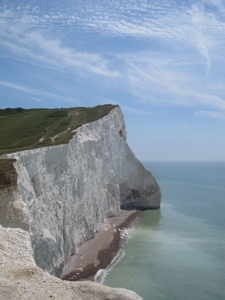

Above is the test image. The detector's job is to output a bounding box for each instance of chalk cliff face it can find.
[0,225,143,300]
[0,107,161,276]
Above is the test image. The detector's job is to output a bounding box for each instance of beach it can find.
[61,210,142,281]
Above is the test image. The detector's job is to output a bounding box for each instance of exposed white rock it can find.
[0,225,143,300]
[0,186,29,231]
[0,107,161,276]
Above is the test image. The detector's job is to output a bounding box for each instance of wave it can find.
[94,249,126,284]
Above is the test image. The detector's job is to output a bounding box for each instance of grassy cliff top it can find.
[0,104,118,155]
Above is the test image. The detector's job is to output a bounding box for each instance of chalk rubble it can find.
[0,225,142,300]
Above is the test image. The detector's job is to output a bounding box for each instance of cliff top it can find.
[0,104,118,155]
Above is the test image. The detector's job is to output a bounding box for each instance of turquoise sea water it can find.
[98,162,225,300]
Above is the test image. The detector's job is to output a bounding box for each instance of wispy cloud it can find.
[1,0,225,112]
[121,105,150,116]
[195,110,225,120]
[0,19,121,78]
[70,1,224,75]
[123,52,225,110]
[189,3,213,74]
[203,0,225,13]
[0,80,37,94]
[2,1,225,46]
[1,0,225,78]
[0,80,80,104]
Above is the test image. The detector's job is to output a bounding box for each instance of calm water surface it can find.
[98,162,225,300]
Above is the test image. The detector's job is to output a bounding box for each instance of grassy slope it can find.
[0,104,117,171]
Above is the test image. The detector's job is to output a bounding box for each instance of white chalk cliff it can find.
[0,225,143,300]
[0,106,161,277]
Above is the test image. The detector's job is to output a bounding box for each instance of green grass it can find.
[0,104,117,155]
[0,107,26,115]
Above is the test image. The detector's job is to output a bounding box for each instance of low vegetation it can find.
[0,104,117,155]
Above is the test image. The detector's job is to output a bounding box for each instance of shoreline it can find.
[61,210,142,282]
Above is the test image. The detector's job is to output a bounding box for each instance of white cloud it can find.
[2,1,225,45]
[195,110,225,120]
[0,19,121,78]
[189,3,213,74]
[26,31,120,77]
[125,55,225,110]
[1,0,225,113]
[0,80,80,104]
[203,0,225,13]
[0,80,37,94]
[1,0,225,80]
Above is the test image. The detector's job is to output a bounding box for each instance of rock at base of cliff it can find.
[0,225,142,300]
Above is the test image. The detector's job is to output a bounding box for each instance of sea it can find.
[95,161,225,300]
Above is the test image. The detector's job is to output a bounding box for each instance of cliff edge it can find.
[0,105,160,299]
[0,106,161,276]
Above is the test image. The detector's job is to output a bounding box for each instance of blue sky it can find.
[0,0,225,161]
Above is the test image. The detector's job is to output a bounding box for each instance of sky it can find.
[0,0,225,161]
